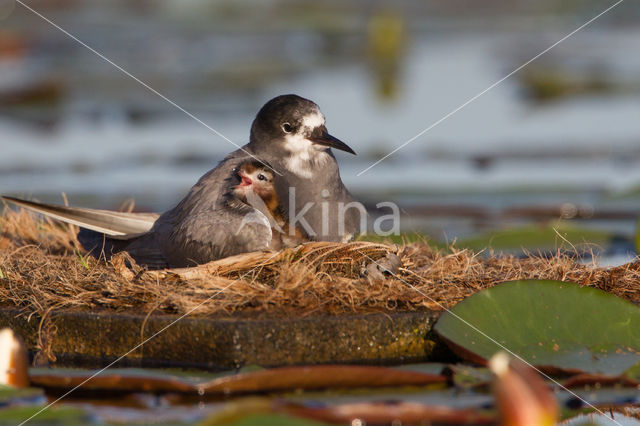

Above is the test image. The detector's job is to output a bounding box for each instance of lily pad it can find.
[0,405,88,425]
[29,365,445,395]
[434,280,640,375]
[0,385,44,406]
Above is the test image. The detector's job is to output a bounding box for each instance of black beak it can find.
[308,128,356,155]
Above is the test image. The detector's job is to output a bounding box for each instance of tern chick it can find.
[232,160,305,251]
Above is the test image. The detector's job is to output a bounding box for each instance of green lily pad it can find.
[0,385,44,405]
[434,280,640,375]
[0,405,88,425]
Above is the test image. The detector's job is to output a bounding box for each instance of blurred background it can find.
[2,0,640,260]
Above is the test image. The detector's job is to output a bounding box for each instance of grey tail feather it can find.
[1,195,159,237]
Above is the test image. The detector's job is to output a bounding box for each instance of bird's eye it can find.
[282,123,293,133]
[257,173,266,181]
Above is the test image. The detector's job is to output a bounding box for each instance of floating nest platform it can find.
[1,207,639,317]
[1,207,640,368]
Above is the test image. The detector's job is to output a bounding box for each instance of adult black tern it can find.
[2,94,362,267]
[246,94,363,242]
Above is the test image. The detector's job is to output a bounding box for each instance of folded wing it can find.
[1,196,159,238]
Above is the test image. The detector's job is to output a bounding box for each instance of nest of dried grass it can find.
[1,207,639,318]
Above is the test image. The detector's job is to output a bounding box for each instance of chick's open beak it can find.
[236,171,252,187]
[308,127,356,155]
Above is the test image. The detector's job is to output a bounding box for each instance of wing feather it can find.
[2,196,159,236]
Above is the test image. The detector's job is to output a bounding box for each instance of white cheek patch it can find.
[302,111,325,129]
[283,133,313,156]
[282,110,330,178]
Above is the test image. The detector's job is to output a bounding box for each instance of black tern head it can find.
[249,94,356,156]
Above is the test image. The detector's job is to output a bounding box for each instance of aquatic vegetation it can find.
[435,280,640,376]
[519,68,616,103]
[361,222,619,253]
[4,360,638,425]
[489,353,558,426]
[0,405,88,425]
[453,223,614,252]
[28,365,445,395]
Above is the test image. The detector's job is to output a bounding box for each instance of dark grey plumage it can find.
[129,155,274,268]
[2,94,362,268]
[127,94,362,265]
[247,94,362,241]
